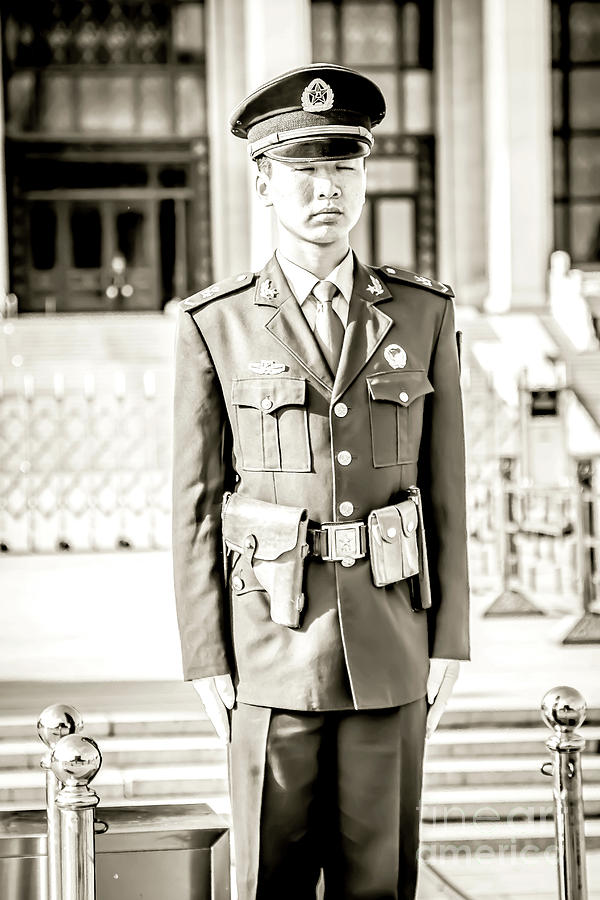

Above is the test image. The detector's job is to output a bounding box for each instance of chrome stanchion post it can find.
[51,734,102,900]
[541,686,588,900]
[38,704,84,900]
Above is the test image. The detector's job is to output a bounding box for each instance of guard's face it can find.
[256,157,366,247]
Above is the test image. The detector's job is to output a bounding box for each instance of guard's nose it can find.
[316,178,341,200]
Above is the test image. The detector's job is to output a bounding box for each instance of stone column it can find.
[482,0,553,312]
[436,0,488,307]
[206,0,251,278]
[243,0,312,269]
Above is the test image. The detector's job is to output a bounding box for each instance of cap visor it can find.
[263,137,370,162]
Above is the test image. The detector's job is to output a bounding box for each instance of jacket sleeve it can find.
[172,305,233,680]
[419,297,470,660]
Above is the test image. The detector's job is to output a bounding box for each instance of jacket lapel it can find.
[332,257,393,402]
[259,255,334,391]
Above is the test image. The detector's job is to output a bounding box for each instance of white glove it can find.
[192,674,236,743]
[425,658,460,739]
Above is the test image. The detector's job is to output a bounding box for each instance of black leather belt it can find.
[308,521,368,567]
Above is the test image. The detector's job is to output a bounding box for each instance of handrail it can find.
[51,734,102,900]
[37,705,84,900]
[541,686,589,900]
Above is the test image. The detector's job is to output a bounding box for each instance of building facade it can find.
[0,0,599,314]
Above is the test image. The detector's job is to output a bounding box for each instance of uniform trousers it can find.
[229,696,427,900]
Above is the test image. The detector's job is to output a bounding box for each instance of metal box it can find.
[0,802,230,900]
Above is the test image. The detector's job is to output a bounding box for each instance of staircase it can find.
[1,702,599,854]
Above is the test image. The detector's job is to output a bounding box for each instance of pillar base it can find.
[562,612,600,645]
[484,588,545,616]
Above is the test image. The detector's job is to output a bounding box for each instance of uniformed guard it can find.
[172,63,469,900]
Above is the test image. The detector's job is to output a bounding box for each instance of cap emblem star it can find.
[301,78,335,112]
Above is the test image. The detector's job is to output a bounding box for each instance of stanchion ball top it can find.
[541,685,587,730]
[51,734,102,787]
[37,704,83,749]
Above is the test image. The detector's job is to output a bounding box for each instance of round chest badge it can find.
[383,344,407,369]
[301,78,335,112]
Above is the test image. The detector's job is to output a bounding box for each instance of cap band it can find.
[248,124,373,160]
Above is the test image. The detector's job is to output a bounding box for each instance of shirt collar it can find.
[276,249,354,306]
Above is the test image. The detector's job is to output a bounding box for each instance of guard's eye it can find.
[294,166,315,172]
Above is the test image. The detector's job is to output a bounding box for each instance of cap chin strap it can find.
[248,124,373,160]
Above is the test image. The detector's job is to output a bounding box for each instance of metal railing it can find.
[37,704,102,900]
[541,686,589,900]
[0,370,172,553]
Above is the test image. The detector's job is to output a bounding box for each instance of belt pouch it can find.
[368,499,420,588]
[221,493,309,628]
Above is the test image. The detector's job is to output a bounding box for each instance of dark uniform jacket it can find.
[172,254,470,711]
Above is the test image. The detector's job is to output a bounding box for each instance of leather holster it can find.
[222,492,309,628]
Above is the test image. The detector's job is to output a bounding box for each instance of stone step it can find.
[0,710,214,741]
[0,762,229,805]
[423,754,600,788]
[420,817,600,852]
[2,762,599,825]
[441,702,600,729]
[421,783,600,823]
[0,734,226,770]
[2,707,598,743]
[4,731,599,794]
[425,725,600,759]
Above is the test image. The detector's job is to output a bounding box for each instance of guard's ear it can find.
[255,171,273,208]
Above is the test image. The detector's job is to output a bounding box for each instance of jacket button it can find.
[387,527,397,538]
[333,402,348,417]
[399,391,409,402]
[232,575,244,591]
[337,450,352,466]
[339,501,354,517]
[261,396,273,410]
[407,520,415,532]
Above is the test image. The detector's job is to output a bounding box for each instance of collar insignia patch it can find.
[249,360,288,375]
[414,275,433,287]
[366,274,384,297]
[301,78,335,112]
[259,279,279,301]
[201,284,220,299]
[383,344,407,369]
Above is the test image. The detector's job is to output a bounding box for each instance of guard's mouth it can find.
[313,207,343,216]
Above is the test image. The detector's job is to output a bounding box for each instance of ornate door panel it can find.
[2,1,212,312]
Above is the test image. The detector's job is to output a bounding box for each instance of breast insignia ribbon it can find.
[249,360,288,375]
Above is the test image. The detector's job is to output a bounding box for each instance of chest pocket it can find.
[366,370,434,468]
[232,377,311,473]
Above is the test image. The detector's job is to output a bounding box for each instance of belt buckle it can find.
[322,522,365,567]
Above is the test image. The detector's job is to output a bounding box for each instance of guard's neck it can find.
[277,233,350,280]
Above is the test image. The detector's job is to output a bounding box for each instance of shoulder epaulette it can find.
[180,272,256,313]
[376,265,454,299]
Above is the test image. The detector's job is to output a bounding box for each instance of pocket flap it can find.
[223,492,308,560]
[372,505,402,543]
[398,499,418,537]
[373,500,418,543]
[232,377,306,413]
[367,370,433,407]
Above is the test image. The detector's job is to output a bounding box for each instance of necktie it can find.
[312,279,345,373]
